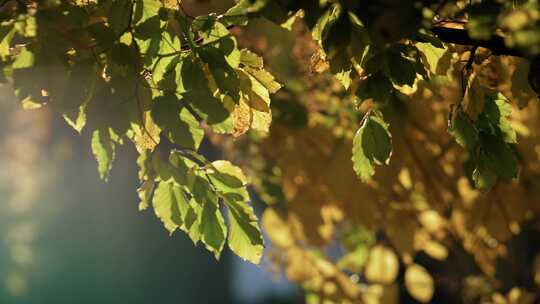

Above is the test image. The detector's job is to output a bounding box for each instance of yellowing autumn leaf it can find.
[365,245,399,284]
[262,208,294,248]
[405,264,434,303]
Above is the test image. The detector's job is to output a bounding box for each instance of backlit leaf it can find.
[225,198,264,264]
[151,94,204,149]
[91,128,116,181]
[200,198,227,260]
[152,181,189,234]
[405,264,434,303]
[352,111,392,182]
[365,245,399,284]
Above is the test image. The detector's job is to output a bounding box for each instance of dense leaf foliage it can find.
[1,0,540,303]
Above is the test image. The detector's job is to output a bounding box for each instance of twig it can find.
[431,26,525,57]
[460,45,478,99]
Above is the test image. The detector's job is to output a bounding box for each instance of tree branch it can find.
[431,26,525,58]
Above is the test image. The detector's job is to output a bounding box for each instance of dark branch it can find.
[431,26,525,58]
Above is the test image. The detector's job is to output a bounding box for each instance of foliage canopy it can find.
[1,0,540,302]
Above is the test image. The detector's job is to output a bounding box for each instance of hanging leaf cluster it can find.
[2,0,540,303]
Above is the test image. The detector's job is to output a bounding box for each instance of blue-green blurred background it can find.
[0,84,300,304]
[0,1,307,302]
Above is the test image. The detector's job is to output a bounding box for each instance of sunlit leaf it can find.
[405,264,434,303]
[352,110,392,182]
[151,94,203,149]
[365,245,399,284]
[152,181,189,234]
[200,197,227,260]
[91,128,116,181]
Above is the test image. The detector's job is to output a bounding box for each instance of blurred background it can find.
[3,0,540,302]
[0,81,301,304]
[0,1,310,302]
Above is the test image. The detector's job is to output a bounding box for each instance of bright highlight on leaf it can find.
[152,181,189,234]
[91,128,116,181]
[208,160,264,264]
[364,245,399,284]
[405,264,434,303]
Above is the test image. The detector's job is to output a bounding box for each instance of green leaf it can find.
[352,111,392,182]
[488,93,516,143]
[133,0,162,25]
[240,49,263,68]
[168,151,197,185]
[356,72,393,105]
[186,168,227,256]
[12,47,34,69]
[386,49,417,86]
[180,57,234,133]
[137,149,154,180]
[209,160,247,183]
[312,5,334,42]
[85,76,139,135]
[91,128,116,181]
[154,54,182,87]
[328,48,353,89]
[183,91,234,134]
[449,110,479,150]
[221,0,251,26]
[192,14,218,33]
[60,61,97,133]
[152,181,189,234]
[205,159,262,264]
[0,25,15,60]
[62,104,87,132]
[361,46,384,75]
[151,94,204,149]
[193,17,242,67]
[245,67,281,94]
[200,197,227,260]
[110,43,137,67]
[480,133,518,182]
[198,46,240,99]
[108,0,132,35]
[416,42,449,76]
[235,69,273,134]
[137,179,154,211]
[225,198,264,264]
[472,158,497,192]
[208,160,249,201]
[56,61,96,113]
[182,198,202,244]
[321,8,350,54]
[134,15,161,40]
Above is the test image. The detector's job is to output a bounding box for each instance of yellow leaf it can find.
[365,245,399,284]
[362,283,399,304]
[405,264,434,303]
[132,111,160,153]
[261,208,294,248]
[422,240,448,261]
[232,97,272,136]
[419,210,446,234]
